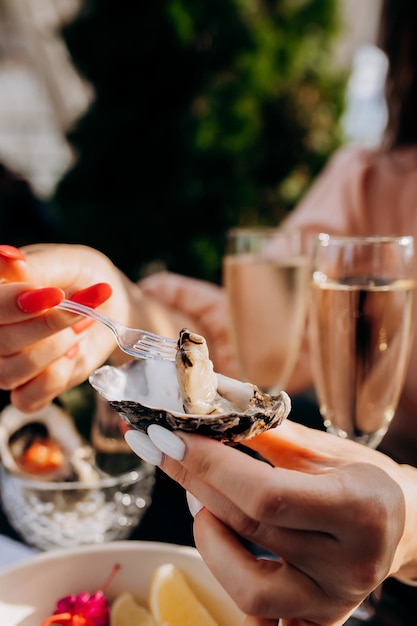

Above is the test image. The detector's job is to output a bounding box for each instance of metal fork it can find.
[55,299,177,361]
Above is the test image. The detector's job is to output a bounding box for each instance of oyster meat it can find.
[89,328,291,443]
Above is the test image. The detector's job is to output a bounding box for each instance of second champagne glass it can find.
[223,228,309,393]
[309,233,415,621]
[309,233,416,448]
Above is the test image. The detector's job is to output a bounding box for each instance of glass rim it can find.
[316,232,414,246]
[0,461,154,490]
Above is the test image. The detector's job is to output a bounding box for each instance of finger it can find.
[141,426,341,536]
[140,271,225,317]
[0,283,57,323]
[132,427,287,549]
[124,430,163,466]
[139,272,238,376]
[245,420,380,470]
[0,311,82,357]
[0,330,79,388]
[184,469,345,577]
[188,479,337,571]
[193,510,343,623]
[20,243,113,288]
[9,351,84,412]
[0,246,33,282]
[6,324,117,412]
[160,433,350,532]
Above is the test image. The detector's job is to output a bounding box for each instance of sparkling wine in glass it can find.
[309,234,416,622]
[309,233,415,449]
[223,228,309,393]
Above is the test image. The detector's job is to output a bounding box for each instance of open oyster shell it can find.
[89,329,291,443]
[0,403,99,482]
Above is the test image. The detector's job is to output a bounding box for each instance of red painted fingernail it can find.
[65,344,80,359]
[72,318,95,335]
[0,245,26,261]
[69,283,113,308]
[17,287,65,313]
[119,421,130,436]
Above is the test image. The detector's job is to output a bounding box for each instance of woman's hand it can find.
[124,420,417,626]
[140,271,314,392]
[139,271,239,378]
[0,244,182,412]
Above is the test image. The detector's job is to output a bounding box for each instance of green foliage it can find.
[53,0,346,283]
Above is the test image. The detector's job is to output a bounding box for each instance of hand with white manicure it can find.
[125,424,186,465]
[124,420,417,626]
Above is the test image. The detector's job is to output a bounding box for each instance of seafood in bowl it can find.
[0,402,98,483]
[89,328,291,443]
[0,403,155,550]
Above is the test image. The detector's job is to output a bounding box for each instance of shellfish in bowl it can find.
[0,403,155,550]
[89,328,291,443]
[0,402,98,482]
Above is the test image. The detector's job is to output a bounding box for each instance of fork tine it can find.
[133,342,177,357]
[138,331,177,345]
[132,345,176,361]
[55,299,178,361]
[133,334,177,353]
[136,335,177,348]
[136,336,177,349]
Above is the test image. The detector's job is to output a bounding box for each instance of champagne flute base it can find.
[324,422,389,449]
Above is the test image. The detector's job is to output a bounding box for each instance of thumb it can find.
[0,246,34,282]
[244,419,370,471]
[244,420,335,471]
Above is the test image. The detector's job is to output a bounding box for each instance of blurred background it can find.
[0,0,385,283]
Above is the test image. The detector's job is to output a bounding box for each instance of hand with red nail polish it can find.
[0,244,29,282]
[0,242,181,413]
[0,245,26,261]
[69,283,112,334]
[69,282,113,308]
[17,287,65,313]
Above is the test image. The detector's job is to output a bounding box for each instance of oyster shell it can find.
[89,328,291,443]
[0,403,99,482]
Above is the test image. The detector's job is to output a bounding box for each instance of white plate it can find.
[0,540,245,625]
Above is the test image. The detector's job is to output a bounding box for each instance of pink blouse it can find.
[284,145,417,238]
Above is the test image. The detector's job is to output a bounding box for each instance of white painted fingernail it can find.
[147,424,186,461]
[186,491,204,518]
[124,429,162,465]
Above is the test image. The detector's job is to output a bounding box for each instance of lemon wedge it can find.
[149,563,219,626]
[111,591,159,626]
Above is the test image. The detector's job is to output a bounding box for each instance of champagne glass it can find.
[309,233,415,449]
[223,228,309,393]
[309,234,416,622]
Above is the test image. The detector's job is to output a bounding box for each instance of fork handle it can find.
[55,299,121,332]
